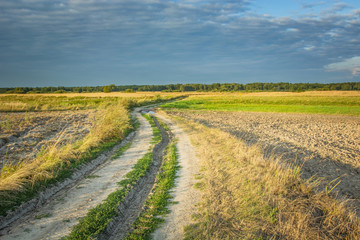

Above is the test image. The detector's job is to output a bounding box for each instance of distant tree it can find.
[125,89,135,93]
[14,87,25,94]
[103,85,112,93]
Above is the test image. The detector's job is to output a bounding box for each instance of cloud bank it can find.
[0,0,359,86]
[325,57,360,75]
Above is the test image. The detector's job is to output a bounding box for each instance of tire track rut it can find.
[98,116,170,240]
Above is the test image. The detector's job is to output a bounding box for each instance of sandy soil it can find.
[166,110,360,214]
[0,110,95,169]
[0,111,152,240]
[152,112,201,240]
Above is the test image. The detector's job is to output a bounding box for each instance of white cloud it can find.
[304,45,315,51]
[286,28,299,32]
[325,56,360,75]
[352,67,360,75]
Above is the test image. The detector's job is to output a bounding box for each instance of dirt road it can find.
[0,109,202,240]
[152,112,201,240]
[0,111,152,240]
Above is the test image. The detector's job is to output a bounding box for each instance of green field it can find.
[161,92,360,115]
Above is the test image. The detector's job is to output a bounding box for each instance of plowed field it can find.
[0,110,95,169]
[166,110,360,214]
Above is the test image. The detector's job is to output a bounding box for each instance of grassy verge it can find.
[124,140,179,239]
[161,93,360,115]
[67,114,162,240]
[168,116,360,239]
[0,103,132,216]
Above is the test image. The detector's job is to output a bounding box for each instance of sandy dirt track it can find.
[0,111,152,240]
[166,110,360,214]
[152,112,201,240]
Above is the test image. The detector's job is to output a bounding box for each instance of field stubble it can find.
[166,110,360,214]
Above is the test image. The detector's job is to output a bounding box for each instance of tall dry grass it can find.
[0,101,131,215]
[0,93,181,112]
[169,116,360,239]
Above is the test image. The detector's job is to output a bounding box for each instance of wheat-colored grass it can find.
[168,115,360,239]
[0,102,130,205]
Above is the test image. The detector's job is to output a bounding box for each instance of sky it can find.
[0,0,359,87]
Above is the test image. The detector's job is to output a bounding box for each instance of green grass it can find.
[67,114,163,240]
[161,94,360,115]
[124,140,179,240]
[111,142,133,160]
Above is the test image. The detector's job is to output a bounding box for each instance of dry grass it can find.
[2,92,187,98]
[168,115,360,240]
[0,93,182,112]
[0,102,131,214]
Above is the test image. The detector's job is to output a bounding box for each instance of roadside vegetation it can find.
[0,102,131,216]
[0,94,179,217]
[67,114,165,239]
[161,91,360,115]
[168,116,360,239]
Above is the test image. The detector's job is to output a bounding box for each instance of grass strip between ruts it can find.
[66,114,162,240]
[124,139,179,239]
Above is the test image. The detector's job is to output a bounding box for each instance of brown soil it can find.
[0,110,95,169]
[166,110,360,214]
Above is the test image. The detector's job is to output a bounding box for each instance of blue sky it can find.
[0,0,359,87]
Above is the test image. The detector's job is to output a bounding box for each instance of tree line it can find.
[1,82,360,94]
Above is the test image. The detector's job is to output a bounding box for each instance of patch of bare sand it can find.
[152,112,201,240]
[0,111,152,240]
